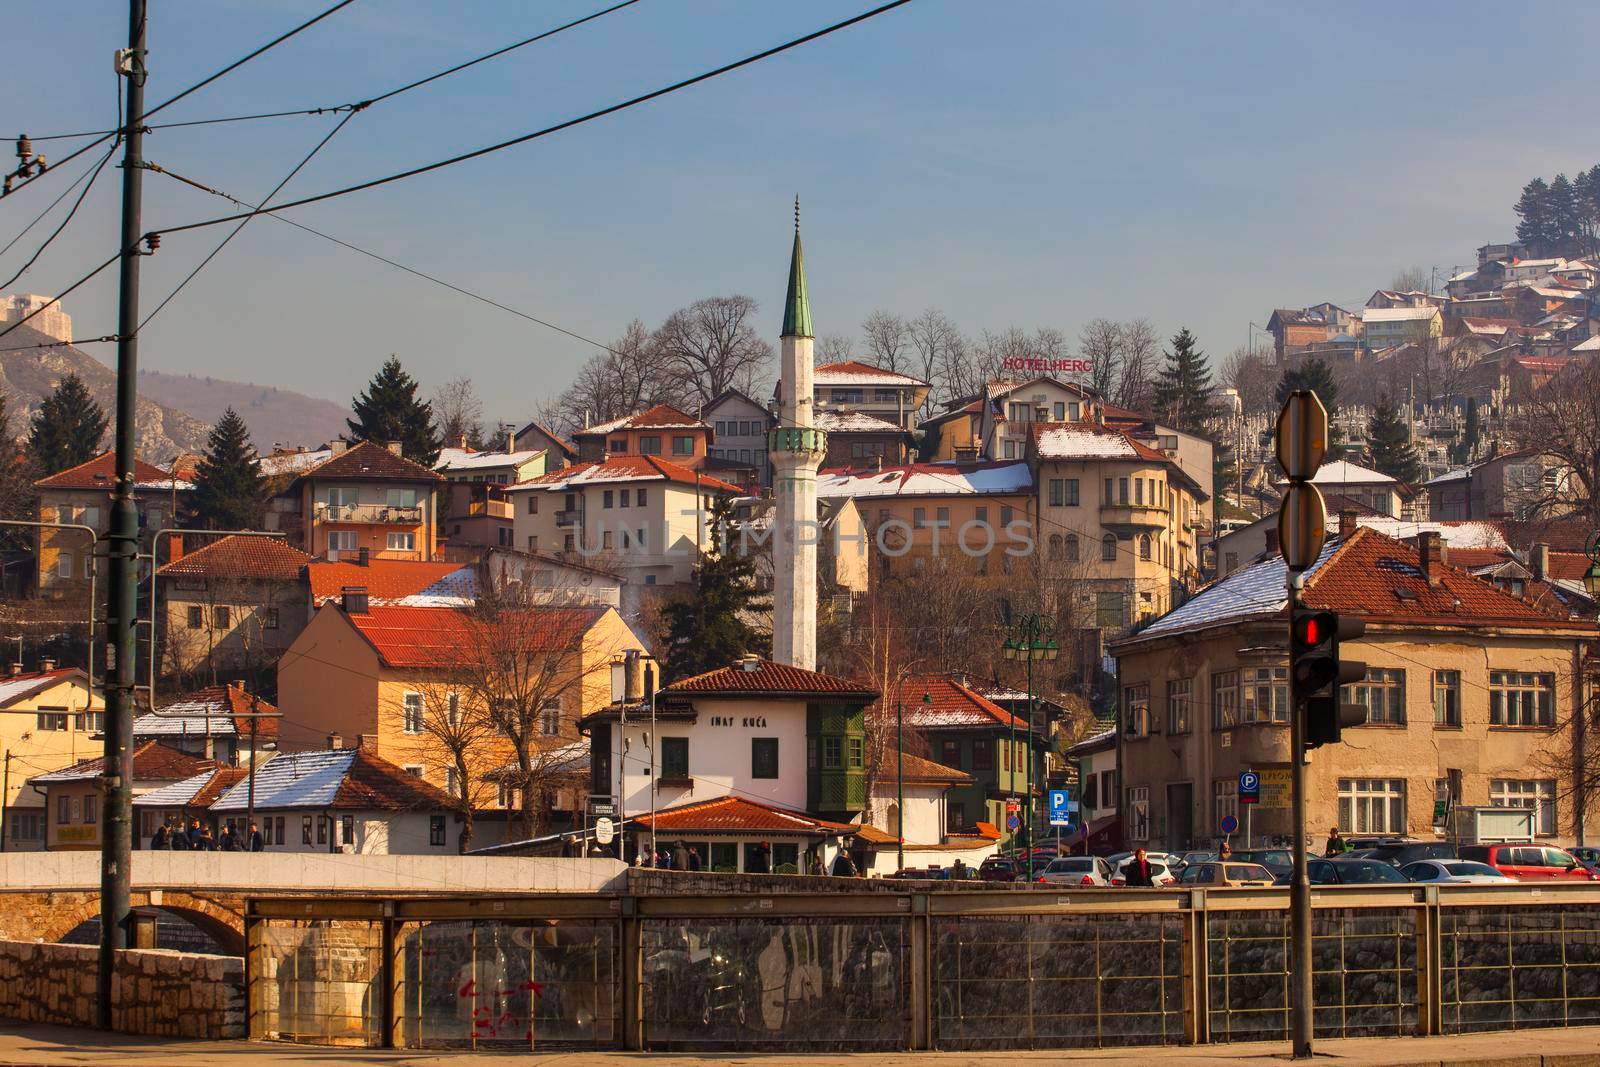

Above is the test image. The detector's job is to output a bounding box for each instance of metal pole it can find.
[1,749,9,853]
[101,0,146,1030]
[1025,640,1034,882]
[1287,572,1313,1058]
[649,685,657,864]
[896,699,904,872]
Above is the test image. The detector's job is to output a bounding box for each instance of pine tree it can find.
[660,497,770,681]
[1150,328,1219,433]
[347,356,439,465]
[1275,358,1340,417]
[27,373,107,476]
[1547,174,1581,258]
[1366,393,1421,486]
[188,408,265,531]
[1515,177,1556,256]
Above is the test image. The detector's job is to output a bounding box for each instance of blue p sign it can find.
[1239,771,1260,805]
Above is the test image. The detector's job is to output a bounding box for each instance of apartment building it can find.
[704,389,774,490]
[267,441,443,562]
[35,451,191,596]
[0,667,103,851]
[571,405,713,469]
[808,361,929,431]
[922,377,1103,462]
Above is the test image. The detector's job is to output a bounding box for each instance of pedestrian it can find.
[830,850,858,877]
[687,847,702,872]
[185,818,204,849]
[1324,826,1346,856]
[1123,847,1156,887]
[749,840,771,874]
[248,822,265,852]
[150,821,169,850]
[196,824,217,851]
[218,824,239,852]
[1218,841,1233,861]
[951,858,968,880]
[169,820,191,850]
[634,844,650,868]
[808,851,825,877]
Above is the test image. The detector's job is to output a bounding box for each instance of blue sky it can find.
[5,1,1597,425]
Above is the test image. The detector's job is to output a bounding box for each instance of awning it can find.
[1057,814,1120,849]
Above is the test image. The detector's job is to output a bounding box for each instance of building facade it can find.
[0,667,103,851]
[704,390,775,489]
[35,452,191,596]
[267,441,443,563]
[570,405,713,469]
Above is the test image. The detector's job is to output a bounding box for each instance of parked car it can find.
[1232,849,1296,878]
[1185,861,1276,887]
[1109,857,1177,887]
[1175,850,1217,870]
[1356,841,1458,867]
[978,857,1020,883]
[1401,860,1516,884]
[1274,858,1411,886]
[1104,850,1181,871]
[1571,846,1600,867]
[1458,844,1599,880]
[1037,856,1113,886]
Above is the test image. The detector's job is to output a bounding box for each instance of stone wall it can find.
[0,941,243,1039]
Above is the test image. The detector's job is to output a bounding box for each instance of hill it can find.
[135,369,350,452]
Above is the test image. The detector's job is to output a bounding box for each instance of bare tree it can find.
[1509,358,1600,521]
[552,320,688,435]
[656,295,773,408]
[432,378,484,449]
[907,310,964,417]
[1115,319,1160,413]
[817,335,856,364]
[861,310,910,375]
[392,676,501,852]
[1390,266,1430,293]
[1080,319,1123,399]
[1219,345,1276,416]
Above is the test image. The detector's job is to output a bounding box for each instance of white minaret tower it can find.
[771,199,826,670]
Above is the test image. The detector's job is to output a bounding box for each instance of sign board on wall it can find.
[1259,769,1291,809]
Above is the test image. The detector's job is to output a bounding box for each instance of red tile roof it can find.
[33,740,211,784]
[892,675,1027,731]
[297,441,443,483]
[158,534,311,581]
[574,404,709,436]
[342,603,606,668]
[154,684,280,739]
[897,751,973,785]
[632,795,857,836]
[192,767,250,808]
[35,451,176,490]
[307,559,466,604]
[814,360,929,386]
[517,454,743,494]
[1548,552,1590,581]
[665,658,878,699]
[1303,527,1580,628]
[335,748,456,810]
[0,667,85,708]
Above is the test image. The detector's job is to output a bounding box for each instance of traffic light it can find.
[1290,606,1368,747]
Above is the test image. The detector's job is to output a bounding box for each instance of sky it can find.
[4,1,1598,427]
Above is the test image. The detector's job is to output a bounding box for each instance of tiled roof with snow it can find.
[259,447,334,477]
[210,748,452,812]
[1361,306,1440,323]
[0,668,84,708]
[817,461,1033,499]
[135,685,279,740]
[35,451,190,492]
[157,535,311,581]
[33,740,209,784]
[574,404,708,436]
[1276,459,1399,488]
[812,360,928,387]
[307,560,473,606]
[435,447,545,472]
[297,441,443,484]
[665,658,877,698]
[814,409,911,434]
[513,455,742,494]
[1032,422,1168,463]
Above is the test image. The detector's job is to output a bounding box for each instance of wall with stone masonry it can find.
[0,941,243,1039]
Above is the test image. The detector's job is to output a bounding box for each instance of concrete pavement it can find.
[2,1022,1599,1067]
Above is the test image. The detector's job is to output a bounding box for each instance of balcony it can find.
[555,509,584,529]
[314,502,423,525]
[1099,502,1169,532]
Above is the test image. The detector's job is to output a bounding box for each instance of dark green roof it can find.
[782,228,813,339]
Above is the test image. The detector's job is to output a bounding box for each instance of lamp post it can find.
[1003,615,1059,882]
[1584,530,1600,601]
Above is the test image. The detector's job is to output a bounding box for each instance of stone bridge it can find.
[0,852,625,952]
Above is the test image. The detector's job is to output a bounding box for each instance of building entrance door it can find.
[1166,783,1194,851]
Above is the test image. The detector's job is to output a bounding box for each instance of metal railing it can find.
[244,883,1600,1053]
[312,503,422,525]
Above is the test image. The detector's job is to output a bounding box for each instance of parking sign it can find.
[1239,771,1260,806]
[1048,789,1072,826]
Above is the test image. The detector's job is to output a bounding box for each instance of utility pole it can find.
[101,0,147,1030]
[895,698,904,873]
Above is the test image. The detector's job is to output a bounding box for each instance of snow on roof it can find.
[210,750,354,811]
[1355,518,1508,550]
[436,447,544,472]
[259,448,335,477]
[133,712,237,737]
[1573,335,1600,352]
[1362,306,1440,323]
[1424,466,1473,486]
[0,668,82,707]
[817,461,1033,499]
[814,408,909,433]
[132,770,217,807]
[1033,423,1166,462]
[812,360,928,387]
[1277,459,1398,487]
[1136,541,1335,639]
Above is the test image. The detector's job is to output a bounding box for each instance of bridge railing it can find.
[243,883,1600,1053]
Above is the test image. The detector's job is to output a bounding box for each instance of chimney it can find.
[341,585,370,614]
[739,653,761,672]
[1338,509,1359,540]
[167,532,184,563]
[386,441,404,456]
[1531,541,1550,582]
[455,432,469,450]
[39,657,55,672]
[357,733,377,753]
[327,732,343,750]
[357,546,370,567]
[624,650,644,703]
[329,440,348,454]
[1264,526,1279,555]
[1417,531,1444,588]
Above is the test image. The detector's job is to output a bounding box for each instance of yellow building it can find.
[0,667,104,850]
[30,740,210,851]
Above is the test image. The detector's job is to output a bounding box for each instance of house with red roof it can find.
[266,440,444,563]
[806,360,930,432]
[0,665,103,851]
[570,404,713,468]
[133,682,279,764]
[33,450,192,596]
[505,454,745,596]
[30,740,211,851]
[1111,526,1599,852]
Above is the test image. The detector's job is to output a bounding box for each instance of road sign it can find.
[1276,390,1328,479]
[1048,789,1072,826]
[1006,813,1021,831]
[1220,814,1239,836]
[1279,482,1327,571]
[593,817,615,845]
[587,796,617,818]
[1239,771,1260,805]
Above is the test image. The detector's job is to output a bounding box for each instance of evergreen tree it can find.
[1514,177,1556,256]
[1547,173,1581,258]
[188,408,265,531]
[1150,328,1219,433]
[1366,393,1421,486]
[27,373,107,476]
[660,497,770,682]
[0,393,34,548]
[1275,358,1340,417]
[347,356,439,466]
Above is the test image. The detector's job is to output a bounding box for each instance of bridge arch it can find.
[33,890,245,955]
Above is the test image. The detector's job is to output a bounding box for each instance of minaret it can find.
[770,199,826,670]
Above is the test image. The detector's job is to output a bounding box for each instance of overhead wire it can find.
[0,143,118,291]
[0,150,109,259]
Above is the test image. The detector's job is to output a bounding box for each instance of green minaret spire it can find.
[782,196,813,338]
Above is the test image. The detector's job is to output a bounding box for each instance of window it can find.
[57,553,72,578]
[1214,778,1237,831]
[848,736,864,768]
[1348,668,1405,724]
[326,487,358,507]
[1491,779,1556,836]
[636,487,647,506]
[1127,786,1150,842]
[1000,505,1014,527]
[947,802,967,833]
[1101,534,1117,561]
[327,531,358,557]
[1049,479,1065,507]
[660,737,689,780]
[263,608,280,630]
[1134,478,1144,505]
[672,436,695,455]
[636,528,646,549]
[1095,591,1125,628]
[429,815,447,846]
[609,438,626,453]
[538,699,561,736]
[317,817,328,845]
[1048,534,1064,560]
[619,490,629,509]
[402,692,423,734]
[1101,770,1119,810]
[639,435,661,455]
[80,794,96,825]
[1123,684,1150,739]
[302,816,313,844]
[402,765,424,779]
[527,495,538,514]
[1063,479,1079,505]
[1433,670,1460,726]
[602,490,614,509]
[936,506,950,526]
[823,736,842,769]
[447,767,461,798]
[1052,401,1065,420]
[1118,477,1129,504]
[273,816,285,845]
[875,389,898,403]
[1211,671,1239,730]
[1489,671,1554,726]
[753,738,780,779]
[941,739,961,769]
[1138,534,1152,560]
[1338,778,1406,835]
[1167,678,1192,734]
[213,606,231,629]
[1104,477,1114,503]
[913,507,926,529]
[186,605,203,629]
[385,488,418,508]
[342,815,355,846]
[1241,666,1289,723]
[36,711,68,732]
[56,794,70,824]
[75,711,103,733]
[602,531,613,550]
[972,738,992,769]
[446,692,460,727]
[836,389,865,404]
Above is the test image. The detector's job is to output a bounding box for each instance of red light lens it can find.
[1301,618,1320,644]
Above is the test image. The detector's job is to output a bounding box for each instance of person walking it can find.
[687,847,702,872]
[169,820,191,850]
[808,851,825,877]
[195,824,217,852]
[1122,847,1157,887]
[218,824,239,852]
[1324,826,1346,856]
[150,821,169,850]
[830,850,858,877]
[248,822,265,852]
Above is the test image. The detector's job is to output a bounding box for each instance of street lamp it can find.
[1584,530,1600,598]
[1003,614,1058,882]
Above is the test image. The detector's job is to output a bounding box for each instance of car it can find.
[1105,850,1181,870]
[1401,860,1516,884]
[978,857,1020,883]
[1175,850,1217,870]
[1036,856,1113,886]
[1232,849,1296,878]
[1184,861,1276,887]
[1109,857,1177,887]
[1357,841,1459,867]
[1458,844,1599,881]
[1572,846,1600,867]
[1273,858,1411,886]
